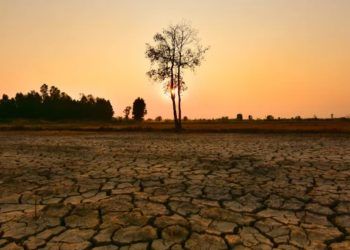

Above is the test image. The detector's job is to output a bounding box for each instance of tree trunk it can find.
[170,62,179,130]
[171,94,178,129]
[177,65,182,130]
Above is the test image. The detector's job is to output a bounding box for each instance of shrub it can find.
[266,115,274,121]
[155,116,162,122]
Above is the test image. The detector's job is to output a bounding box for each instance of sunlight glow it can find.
[1,0,349,118]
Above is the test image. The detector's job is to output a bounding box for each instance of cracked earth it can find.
[0,132,350,250]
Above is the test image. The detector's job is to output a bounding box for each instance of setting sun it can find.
[1,0,349,119]
[1,2,350,249]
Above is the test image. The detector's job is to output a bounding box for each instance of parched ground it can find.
[0,132,350,250]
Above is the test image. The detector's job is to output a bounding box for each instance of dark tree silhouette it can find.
[146,22,208,130]
[40,84,49,99]
[146,26,179,127]
[237,114,243,120]
[123,106,132,120]
[132,98,147,121]
[266,115,274,121]
[0,94,16,118]
[173,23,208,129]
[0,84,114,120]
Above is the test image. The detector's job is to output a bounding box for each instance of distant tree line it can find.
[0,84,114,120]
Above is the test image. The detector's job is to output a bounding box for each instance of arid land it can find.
[0,132,350,249]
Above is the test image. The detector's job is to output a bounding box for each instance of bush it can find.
[266,115,274,121]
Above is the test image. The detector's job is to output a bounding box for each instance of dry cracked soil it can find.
[0,132,350,250]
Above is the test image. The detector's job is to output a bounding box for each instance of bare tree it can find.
[174,23,208,128]
[146,22,208,130]
[123,106,131,120]
[146,26,179,128]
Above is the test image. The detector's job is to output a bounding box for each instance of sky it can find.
[0,0,349,119]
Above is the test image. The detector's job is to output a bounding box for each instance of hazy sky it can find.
[1,0,349,118]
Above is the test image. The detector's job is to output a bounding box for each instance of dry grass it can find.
[0,119,350,133]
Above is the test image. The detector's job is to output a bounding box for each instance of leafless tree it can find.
[146,26,179,128]
[146,22,208,130]
[123,106,131,120]
[174,23,208,128]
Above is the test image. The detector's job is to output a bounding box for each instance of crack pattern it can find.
[0,132,349,250]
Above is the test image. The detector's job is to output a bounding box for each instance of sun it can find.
[158,80,175,100]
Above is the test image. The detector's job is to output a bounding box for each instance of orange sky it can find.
[1,0,349,119]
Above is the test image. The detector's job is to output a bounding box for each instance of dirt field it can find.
[0,132,350,249]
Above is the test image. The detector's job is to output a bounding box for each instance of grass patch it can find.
[0,119,349,133]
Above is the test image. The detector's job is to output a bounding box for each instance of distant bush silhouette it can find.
[219,116,229,122]
[266,115,274,121]
[132,98,147,121]
[155,116,162,122]
[248,115,253,120]
[0,84,114,120]
[236,114,243,120]
[183,116,189,121]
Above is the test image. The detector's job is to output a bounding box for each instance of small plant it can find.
[236,114,243,120]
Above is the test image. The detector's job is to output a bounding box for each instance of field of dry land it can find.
[0,132,350,249]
